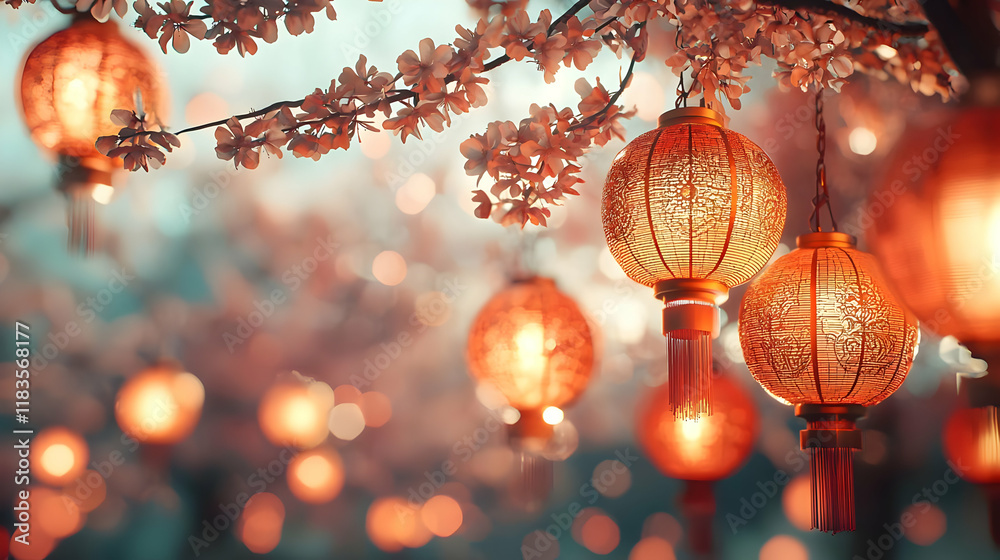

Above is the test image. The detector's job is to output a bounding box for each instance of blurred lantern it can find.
[466,276,594,510]
[603,106,786,419]
[258,379,333,449]
[18,14,164,253]
[943,404,1000,546]
[740,231,919,532]
[32,426,89,487]
[115,364,204,445]
[867,84,1000,412]
[286,447,344,503]
[638,372,758,555]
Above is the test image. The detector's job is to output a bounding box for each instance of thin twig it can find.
[569,47,639,131]
[49,0,76,15]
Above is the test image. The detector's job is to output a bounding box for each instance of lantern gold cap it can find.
[796,231,857,249]
[658,107,725,128]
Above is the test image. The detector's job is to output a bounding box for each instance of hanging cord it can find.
[673,24,692,108]
[809,88,838,232]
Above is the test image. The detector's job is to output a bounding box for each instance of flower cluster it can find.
[23,0,959,227]
[95,109,180,171]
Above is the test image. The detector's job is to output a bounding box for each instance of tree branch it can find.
[756,0,930,35]
[570,44,639,131]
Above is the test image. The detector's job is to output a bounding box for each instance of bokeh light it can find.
[9,529,56,560]
[592,460,631,498]
[577,510,620,555]
[372,251,407,286]
[63,469,107,513]
[31,486,83,539]
[358,391,393,427]
[848,126,878,155]
[902,503,947,546]
[32,427,88,486]
[258,381,332,448]
[366,497,431,552]
[395,173,436,215]
[541,406,563,425]
[759,535,808,560]
[329,402,366,440]
[641,512,683,545]
[115,366,204,445]
[239,492,285,554]
[420,495,463,537]
[782,475,812,531]
[287,448,345,503]
[629,536,676,560]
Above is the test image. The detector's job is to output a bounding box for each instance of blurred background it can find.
[0,1,993,559]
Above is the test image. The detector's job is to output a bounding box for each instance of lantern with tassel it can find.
[602,106,786,419]
[638,371,758,555]
[739,231,918,532]
[466,276,594,510]
[19,14,164,253]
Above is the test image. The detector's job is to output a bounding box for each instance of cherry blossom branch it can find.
[570,47,638,131]
[758,0,930,35]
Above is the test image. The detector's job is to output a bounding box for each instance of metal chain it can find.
[810,88,838,232]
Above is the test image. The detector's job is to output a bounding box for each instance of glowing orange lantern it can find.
[466,276,594,509]
[115,364,204,445]
[638,372,758,554]
[603,107,787,419]
[943,404,1000,545]
[258,380,333,449]
[19,14,164,252]
[867,100,1000,362]
[31,427,89,487]
[739,231,918,532]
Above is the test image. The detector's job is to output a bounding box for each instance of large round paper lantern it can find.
[466,276,594,509]
[867,101,1000,358]
[638,372,758,555]
[19,14,164,252]
[603,106,787,420]
[739,232,918,532]
[115,365,204,445]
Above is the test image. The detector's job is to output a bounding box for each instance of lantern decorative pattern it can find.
[638,372,758,554]
[466,276,594,509]
[739,231,918,532]
[19,15,164,252]
[603,106,786,420]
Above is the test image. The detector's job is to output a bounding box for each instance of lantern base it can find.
[510,451,553,512]
[796,404,865,533]
[656,279,728,420]
[680,480,715,556]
